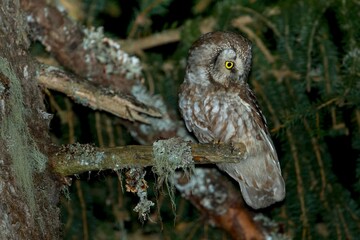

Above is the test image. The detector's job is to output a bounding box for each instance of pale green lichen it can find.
[131,85,178,137]
[82,27,142,79]
[126,168,154,221]
[152,138,193,209]
[130,84,193,145]
[0,82,5,94]
[174,168,228,215]
[0,57,47,217]
[0,82,5,116]
[64,143,105,167]
[254,214,292,240]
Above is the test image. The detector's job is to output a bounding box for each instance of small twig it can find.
[120,17,216,54]
[51,141,246,176]
[284,19,293,61]
[75,181,89,240]
[128,0,164,38]
[306,5,329,92]
[120,28,181,54]
[316,97,338,110]
[38,66,162,124]
[303,119,328,204]
[271,67,301,83]
[235,6,281,38]
[286,129,310,238]
[336,205,352,239]
[232,16,275,63]
[356,110,360,134]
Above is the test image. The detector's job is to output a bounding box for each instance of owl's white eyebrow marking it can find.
[222,48,236,59]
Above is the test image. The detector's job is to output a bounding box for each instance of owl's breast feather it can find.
[179,84,255,143]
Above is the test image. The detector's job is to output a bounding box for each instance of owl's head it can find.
[185,31,252,87]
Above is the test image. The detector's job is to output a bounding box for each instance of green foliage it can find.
[50,0,360,239]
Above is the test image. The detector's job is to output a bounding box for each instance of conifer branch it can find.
[286,129,310,237]
[232,16,275,63]
[235,6,281,38]
[120,17,216,54]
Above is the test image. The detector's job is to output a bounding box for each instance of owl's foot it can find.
[211,140,224,150]
[212,139,223,145]
[230,142,246,156]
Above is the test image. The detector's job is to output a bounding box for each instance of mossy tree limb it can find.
[50,139,266,239]
[51,139,246,176]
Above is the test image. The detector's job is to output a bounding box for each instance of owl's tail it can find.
[239,174,285,209]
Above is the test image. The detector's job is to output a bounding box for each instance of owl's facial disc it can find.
[211,48,245,87]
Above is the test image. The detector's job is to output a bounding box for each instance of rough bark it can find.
[0,0,60,239]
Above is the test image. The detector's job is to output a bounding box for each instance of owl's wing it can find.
[215,88,285,209]
[247,88,269,135]
[236,128,285,209]
[180,95,215,143]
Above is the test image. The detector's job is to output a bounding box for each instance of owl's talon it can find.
[230,142,244,155]
[211,140,223,151]
[212,140,222,145]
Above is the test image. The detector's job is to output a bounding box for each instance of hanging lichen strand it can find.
[0,57,41,217]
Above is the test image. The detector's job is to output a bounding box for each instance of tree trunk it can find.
[0,0,60,239]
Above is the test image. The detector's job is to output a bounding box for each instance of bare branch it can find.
[120,28,181,54]
[232,16,275,63]
[38,66,162,123]
[20,0,183,143]
[120,17,216,54]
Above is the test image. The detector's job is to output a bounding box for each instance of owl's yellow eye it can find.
[225,61,234,70]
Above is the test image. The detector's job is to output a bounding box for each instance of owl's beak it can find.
[237,73,246,83]
[228,73,239,84]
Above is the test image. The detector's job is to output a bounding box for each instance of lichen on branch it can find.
[51,139,246,176]
[125,168,154,221]
[152,138,194,209]
[38,66,162,123]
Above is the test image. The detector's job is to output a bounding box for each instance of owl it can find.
[179,31,285,209]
